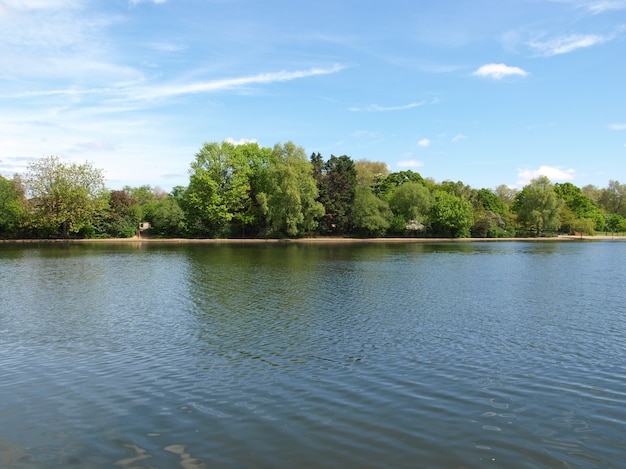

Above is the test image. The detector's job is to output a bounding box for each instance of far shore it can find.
[3,234,626,244]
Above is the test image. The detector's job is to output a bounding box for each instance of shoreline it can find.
[2,235,626,244]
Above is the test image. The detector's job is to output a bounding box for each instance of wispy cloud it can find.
[66,141,118,153]
[472,63,528,79]
[609,123,626,130]
[129,0,167,5]
[452,134,466,142]
[581,0,626,14]
[349,102,424,112]
[418,138,431,148]
[517,165,576,185]
[397,159,424,168]
[529,34,608,56]
[142,64,346,99]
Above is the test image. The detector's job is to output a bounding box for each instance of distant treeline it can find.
[1,140,626,240]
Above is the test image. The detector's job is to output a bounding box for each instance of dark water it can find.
[1,241,625,468]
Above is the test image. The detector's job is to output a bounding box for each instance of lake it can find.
[1,240,625,468]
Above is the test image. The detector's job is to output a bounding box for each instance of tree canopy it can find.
[3,144,626,240]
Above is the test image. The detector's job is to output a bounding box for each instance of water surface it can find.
[1,241,625,468]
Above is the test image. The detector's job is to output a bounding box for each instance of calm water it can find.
[1,241,625,468]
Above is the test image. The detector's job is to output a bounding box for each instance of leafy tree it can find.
[257,142,324,237]
[0,175,28,238]
[554,182,604,230]
[438,180,477,204]
[429,190,474,237]
[379,170,424,197]
[314,154,357,234]
[150,196,186,237]
[495,184,518,207]
[105,190,141,238]
[512,176,563,236]
[387,181,432,233]
[25,156,107,238]
[351,185,392,237]
[183,141,265,237]
[605,213,626,235]
[354,159,389,188]
[471,211,509,238]
[476,188,507,216]
[597,180,626,217]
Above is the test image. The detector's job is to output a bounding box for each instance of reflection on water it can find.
[1,241,626,468]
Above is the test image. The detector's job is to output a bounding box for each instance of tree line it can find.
[1,140,626,239]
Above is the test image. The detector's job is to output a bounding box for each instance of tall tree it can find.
[387,181,432,229]
[0,175,28,238]
[257,142,324,237]
[429,190,474,238]
[598,180,626,217]
[183,141,266,237]
[354,159,389,189]
[25,156,106,238]
[315,154,357,234]
[554,182,604,231]
[512,176,564,235]
[351,185,392,237]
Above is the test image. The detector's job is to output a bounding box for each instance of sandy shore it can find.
[3,235,626,244]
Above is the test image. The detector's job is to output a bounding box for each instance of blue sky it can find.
[1,0,625,191]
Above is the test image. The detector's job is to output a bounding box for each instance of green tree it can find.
[554,182,604,231]
[379,170,424,197]
[387,181,432,234]
[25,156,107,238]
[429,190,474,237]
[105,190,141,238]
[150,196,186,237]
[598,180,626,217]
[0,175,28,238]
[183,141,266,237]
[314,154,357,234]
[512,176,564,236]
[354,159,389,188]
[351,185,392,237]
[257,142,324,237]
[495,184,518,207]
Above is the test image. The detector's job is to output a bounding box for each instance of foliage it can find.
[0,175,28,238]
[182,141,267,237]
[387,181,432,233]
[314,154,358,234]
[24,156,107,238]
[257,142,324,237]
[554,182,604,231]
[512,176,564,236]
[597,180,626,217]
[354,159,389,189]
[379,170,424,197]
[351,185,392,236]
[429,190,474,238]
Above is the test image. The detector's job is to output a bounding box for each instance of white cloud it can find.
[141,64,345,99]
[129,0,166,5]
[349,102,424,112]
[583,0,626,14]
[66,141,118,153]
[517,165,576,185]
[472,63,528,79]
[225,137,258,146]
[397,159,424,168]
[452,134,466,142]
[609,123,626,130]
[529,34,608,56]
[418,138,431,148]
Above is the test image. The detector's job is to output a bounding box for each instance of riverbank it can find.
[3,234,626,244]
